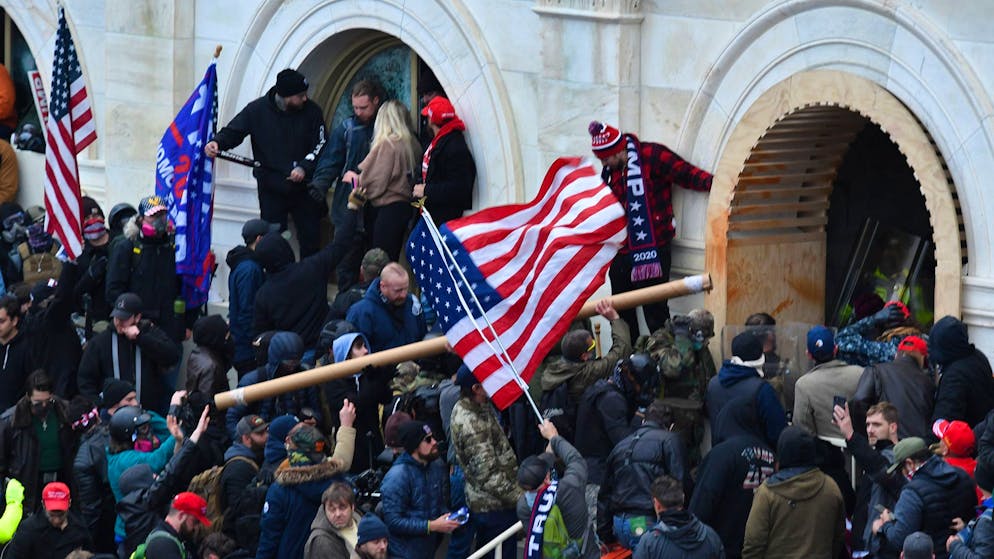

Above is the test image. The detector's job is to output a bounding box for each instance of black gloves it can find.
[307,184,326,204]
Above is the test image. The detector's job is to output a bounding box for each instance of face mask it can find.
[134,438,154,452]
[140,215,170,238]
[691,340,705,351]
[31,401,50,417]
[524,491,537,509]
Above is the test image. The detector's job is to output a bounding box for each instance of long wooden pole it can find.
[213,273,712,410]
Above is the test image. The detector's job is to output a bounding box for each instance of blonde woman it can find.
[357,100,422,261]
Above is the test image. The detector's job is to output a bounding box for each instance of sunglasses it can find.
[585,340,597,354]
[422,434,435,444]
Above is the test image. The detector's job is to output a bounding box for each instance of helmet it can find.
[316,319,356,353]
[109,406,151,442]
[688,309,715,340]
[108,203,138,232]
[622,353,661,406]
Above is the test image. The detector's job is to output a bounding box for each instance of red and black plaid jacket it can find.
[602,134,713,252]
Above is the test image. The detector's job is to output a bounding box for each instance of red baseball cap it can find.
[897,335,928,356]
[933,419,976,457]
[172,491,211,526]
[421,96,456,126]
[42,482,70,511]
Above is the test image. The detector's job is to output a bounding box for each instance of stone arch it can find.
[215,0,524,210]
[704,70,962,330]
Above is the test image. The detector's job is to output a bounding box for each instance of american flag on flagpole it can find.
[408,157,626,409]
[43,7,96,259]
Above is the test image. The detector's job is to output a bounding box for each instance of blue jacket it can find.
[346,279,427,353]
[950,499,994,559]
[634,510,725,559]
[226,246,264,365]
[706,362,787,449]
[380,452,448,559]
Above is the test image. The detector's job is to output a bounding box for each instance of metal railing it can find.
[466,521,523,559]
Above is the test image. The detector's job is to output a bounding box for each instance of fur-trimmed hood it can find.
[275,456,348,487]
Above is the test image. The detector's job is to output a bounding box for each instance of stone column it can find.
[102,0,195,207]
[532,0,643,164]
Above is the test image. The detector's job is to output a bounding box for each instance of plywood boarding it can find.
[726,239,827,324]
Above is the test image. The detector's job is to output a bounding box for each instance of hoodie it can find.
[634,509,725,559]
[706,362,787,449]
[325,331,389,473]
[226,245,264,365]
[930,316,994,426]
[259,332,322,424]
[303,508,361,559]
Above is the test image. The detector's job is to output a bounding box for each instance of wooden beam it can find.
[730,200,829,216]
[728,215,828,231]
[727,231,825,246]
[733,185,834,201]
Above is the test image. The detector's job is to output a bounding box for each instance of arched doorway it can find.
[706,70,964,330]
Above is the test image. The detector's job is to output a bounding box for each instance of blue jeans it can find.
[472,509,519,559]
[613,513,655,550]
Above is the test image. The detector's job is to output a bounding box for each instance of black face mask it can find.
[31,400,50,417]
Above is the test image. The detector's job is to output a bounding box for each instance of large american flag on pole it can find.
[408,157,626,409]
[44,7,96,259]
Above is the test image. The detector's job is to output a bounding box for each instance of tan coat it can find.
[358,137,420,207]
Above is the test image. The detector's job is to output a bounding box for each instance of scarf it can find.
[621,135,663,282]
[524,478,558,559]
[421,118,466,182]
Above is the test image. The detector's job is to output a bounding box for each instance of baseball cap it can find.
[887,437,928,474]
[933,419,975,456]
[898,335,928,356]
[455,364,479,390]
[241,219,279,243]
[902,531,934,559]
[173,492,211,526]
[236,415,269,438]
[41,482,70,511]
[421,96,456,125]
[138,195,168,217]
[518,453,555,490]
[806,326,836,361]
[111,292,143,320]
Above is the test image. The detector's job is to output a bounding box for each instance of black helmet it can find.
[109,405,151,442]
[317,319,356,353]
[107,203,138,233]
[621,353,661,405]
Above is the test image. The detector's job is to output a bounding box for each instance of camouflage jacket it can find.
[450,397,522,512]
[639,328,716,401]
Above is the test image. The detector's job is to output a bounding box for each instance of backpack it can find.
[223,466,274,555]
[18,242,61,286]
[129,529,186,559]
[542,503,585,559]
[186,455,257,533]
[540,381,577,443]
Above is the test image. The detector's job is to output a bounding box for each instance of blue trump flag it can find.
[154,60,218,308]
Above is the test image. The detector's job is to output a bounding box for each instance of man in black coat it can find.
[0,294,33,410]
[205,69,326,257]
[77,293,181,416]
[22,263,82,398]
[852,335,934,440]
[413,96,476,227]
[929,315,994,427]
[5,481,93,559]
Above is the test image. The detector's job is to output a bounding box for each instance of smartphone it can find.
[833,395,847,409]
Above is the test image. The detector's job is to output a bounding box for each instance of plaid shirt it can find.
[602,135,712,252]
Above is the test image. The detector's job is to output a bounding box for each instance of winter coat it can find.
[256,333,323,426]
[117,438,200,558]
[253,209,356,348]
[875,456,978,559]
[185,345,231,398]
[379,452,449,559]
[326,279,371,322]
[949,501,994,559]
[77,320,180,416]
[0,396,76,513]
[853,354,935,440]
[422,129,477,225]
[930,316,994,426]
[540,318,632,401]
[844,434,902,555]
[346,278,428,353]
[742,467,845,559]
[634,509,725,559]
[516,436,598,559]
[576,379,637,485]
[255,426,355,559]
[358,137,421,207]
[4,508,93,559]
[836,315,918,367]
[598,422,687,542]
[72,423,114,549]
[303,508,361,559]
[311,116,373,228]
[706,362,787,449]
[219,441,262,512]
[211,87,325,197]
[792,359,863,438]
[450,397,521,512]
[226,246,265,365]
[107,420,177,540]
[73,241,111,324]
[22,261,81,397]
[690,401,775,559]
[0,331,33,411]
[106,223,190,343]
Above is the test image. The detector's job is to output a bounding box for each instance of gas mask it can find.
[140,214,172,239]
[2,212,27,245]
[132,423,160,452]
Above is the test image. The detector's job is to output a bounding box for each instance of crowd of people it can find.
[0,63,988,559]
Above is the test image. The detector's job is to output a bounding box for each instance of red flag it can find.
[408,157,626,408]
[43,7,96,259]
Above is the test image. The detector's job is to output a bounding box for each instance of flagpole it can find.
[214,273,712,411]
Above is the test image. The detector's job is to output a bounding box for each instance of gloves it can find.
[348,187,368,210]
[872,304,905,327]
[306,184,326,204]
[5,478,24,505]
[88,255,108,280]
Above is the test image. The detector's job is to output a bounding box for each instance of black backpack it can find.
[540,381,578,443]
[222,466,274,555]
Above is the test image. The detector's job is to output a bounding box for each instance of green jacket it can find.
[540,319,632,401]
[450,397,521,512]
[639,328,716,401]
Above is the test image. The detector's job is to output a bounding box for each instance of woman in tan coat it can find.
[357,100,422,261]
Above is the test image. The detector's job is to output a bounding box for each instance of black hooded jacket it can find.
[253,209,356,347]
[930,316,994,426]
[575,379,636,485]
[689,398,774,558]
[633,509,725,559]
[22,261,82,397]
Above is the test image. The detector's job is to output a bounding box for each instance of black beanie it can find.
[975,460,994,493]
[275,69,308,97]
[100,378,135,409]
[777,426,819,469]
[732,331,764,361]
[193,314,229,350]
[398,420,432,454]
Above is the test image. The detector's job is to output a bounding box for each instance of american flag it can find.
[43,7,96,259]
[408,157,626,409]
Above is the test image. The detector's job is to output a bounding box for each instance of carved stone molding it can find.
[533,0,643,22]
